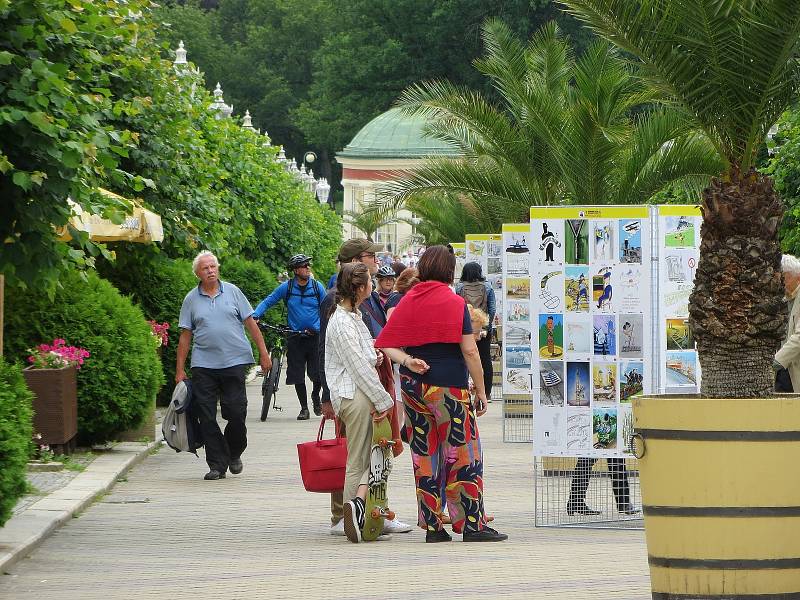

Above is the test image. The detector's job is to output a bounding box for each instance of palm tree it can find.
[377,20,722,226]
[342,207,396,243]
[561,0,800,397]
[400,193,489,246]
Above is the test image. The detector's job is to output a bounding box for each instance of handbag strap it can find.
[316,416,342,443]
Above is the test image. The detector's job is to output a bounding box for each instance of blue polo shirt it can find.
[178,280,255,369]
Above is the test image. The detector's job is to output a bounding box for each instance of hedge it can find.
[0,358,34,526]
[4,272,163,444]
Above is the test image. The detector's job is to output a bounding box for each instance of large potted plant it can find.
[23,338,90,453]
[561,1,800,598]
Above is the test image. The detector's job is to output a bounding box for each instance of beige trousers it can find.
[337,387,377,507]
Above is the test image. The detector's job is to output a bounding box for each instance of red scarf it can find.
[375,280,465,348]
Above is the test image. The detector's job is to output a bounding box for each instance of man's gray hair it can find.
[782,254,800,276]
[192,250,219,276]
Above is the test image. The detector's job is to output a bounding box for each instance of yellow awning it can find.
[57,188,164,243]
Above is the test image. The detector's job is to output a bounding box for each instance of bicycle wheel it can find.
[260,349,282,421]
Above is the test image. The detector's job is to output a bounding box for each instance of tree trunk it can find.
[689,168,786,398]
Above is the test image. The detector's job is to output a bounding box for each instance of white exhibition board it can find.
[451,242,466,282]
[530,206,653,458]
[465,233,503,330]
[501,223,533,396]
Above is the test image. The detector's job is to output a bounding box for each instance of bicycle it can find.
[257,322,304,421]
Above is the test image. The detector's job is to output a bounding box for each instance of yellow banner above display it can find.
[531,205,650,221]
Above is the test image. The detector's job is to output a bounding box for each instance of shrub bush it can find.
[0,359,34,526]
[4,272,163,444]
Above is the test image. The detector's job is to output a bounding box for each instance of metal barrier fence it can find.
[534,456,643,529]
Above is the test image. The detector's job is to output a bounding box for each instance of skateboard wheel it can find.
[378,438,390,447]
[371,508,381,519]
[386,510,396,520]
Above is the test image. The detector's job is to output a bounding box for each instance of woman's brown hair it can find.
[332,262,371,316]
[416,245,456,284]
[394,267,420,294]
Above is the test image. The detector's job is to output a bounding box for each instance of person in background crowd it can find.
[375,265,397,307]
[176,251,270,481]
[385,267,419,319]
[455,262,496,402]
[319,238,413,537]
[774,254,800,391]
[391,261,406,278]
[376,245,507,543]
[327,259,340,290]
[252,254,326,420]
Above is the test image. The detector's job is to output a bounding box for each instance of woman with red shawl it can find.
[375,246,507,543]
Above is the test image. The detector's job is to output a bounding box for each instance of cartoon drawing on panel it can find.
[666,255,689,282]
[666,351,697,387]
[564,314,592,357]
[620,361,644,402]
[539,223,561,261]
[592,267,613,312]
[593,315,616,357]
[487,239,502,257]
[592,363,617,404]
[541,410,564,448]
[507,301,530,322]
[619,219,642,263]
[539,361,564,406]
[506,368,531,393]
[505,324,532,346]
[592,220,614,262]
[506,277,530,299]
[467,240,485,258]
[620,408,634,454]
[507,233,529,253]
[666,318,693,350]
[506,346,532,369]
[565,266,590,312]
[507,252,530,275]
[565,219,589,264]
[538,314,564,359]
[567,362,591,406]
[538,271,562,311]
[619,314,644,358]
[665,216,696,247]
[566,412,591,450]
[593,409,618,449]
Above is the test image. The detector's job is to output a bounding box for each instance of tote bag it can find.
[297,417,347,493]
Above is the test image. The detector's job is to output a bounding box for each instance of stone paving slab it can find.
[0,381,652,599]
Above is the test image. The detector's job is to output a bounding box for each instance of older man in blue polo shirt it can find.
[176,251,270,481]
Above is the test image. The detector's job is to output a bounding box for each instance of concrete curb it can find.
[0,440,160,573]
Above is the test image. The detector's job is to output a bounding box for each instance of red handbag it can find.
[296,417,347,493]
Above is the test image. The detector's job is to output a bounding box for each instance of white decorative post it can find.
[210,83,233,119]
[242,110,255,131]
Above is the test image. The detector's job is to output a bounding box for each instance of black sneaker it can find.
[463,526,508,542]
[566,503,601,516]
[203,469,226,480]
[425,528,452,543]
[343,497,365,543]
[297,408,310,420]
[619,504,641,515]
[312,403,322,417]
[229,458,243,475]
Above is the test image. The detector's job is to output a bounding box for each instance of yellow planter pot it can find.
[632,395,800,599]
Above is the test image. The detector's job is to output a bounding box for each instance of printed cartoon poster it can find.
[592,266,614,313]
[619,314,644,358]
[506,345,532,370]
[538,313,564,359]
[664,215,696,247]
[465,233,488,265]
[619,404,634,454]
[564,266,590,313]
[617,263,646,313]
[661,248,697,317]
[535,407,566,452]
[666,317,693,351]
[539,361,565,406]
[505,323,532,346]
[451,242,466,281]
[564,313,592,360]
[591,220,615,263]
[566,410,591,452]
[565,219,589,264]
[566,362,591,407]
[593,408,618,450]
[592,363,617,404]
[619,219,642,263]
[506,232,530,275]
[620,361,644,403]
[665,350,697,387]
[506,277,530,300]
[593,314,616,359]
[534,219,564,264]
[507,300,531,323]
[534,269,563,312]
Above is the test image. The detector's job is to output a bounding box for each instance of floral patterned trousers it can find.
[401,373,487,534]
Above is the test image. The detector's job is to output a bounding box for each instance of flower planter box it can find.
[632,395,800,599]
[23,365,78,452]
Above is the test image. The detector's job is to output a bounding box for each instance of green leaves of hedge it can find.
[0,359,33,526]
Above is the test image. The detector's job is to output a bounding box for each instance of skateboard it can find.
[361,416,395,541]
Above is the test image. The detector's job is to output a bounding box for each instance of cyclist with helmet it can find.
[375,265,397,307]
[253,254,326,420]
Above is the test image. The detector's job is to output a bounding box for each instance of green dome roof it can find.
[338,107,461,159]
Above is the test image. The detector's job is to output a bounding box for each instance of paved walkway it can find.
[1,381,651,599]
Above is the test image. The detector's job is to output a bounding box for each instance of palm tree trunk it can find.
[689,168,786,398]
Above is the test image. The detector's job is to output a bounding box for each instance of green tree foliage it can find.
[0,0,152,288]
[379,21,722,235]
[0,358,33,526]
[4,272,164,443]
[767,107,800,256]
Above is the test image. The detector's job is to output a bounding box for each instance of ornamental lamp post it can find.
[276,145,287,165]
[242,110,255,131]
[210,83,233,119]
[315,177,331,205]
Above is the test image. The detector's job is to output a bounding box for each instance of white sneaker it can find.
[383,517,413,534]
[330,520,345,536]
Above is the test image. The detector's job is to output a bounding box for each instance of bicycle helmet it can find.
[287,254,312,269]
[376,265,396,279]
